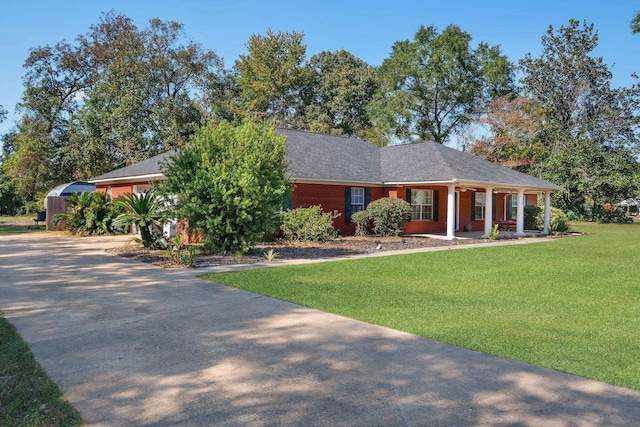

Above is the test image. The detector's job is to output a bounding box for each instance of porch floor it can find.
[411,230,546,241]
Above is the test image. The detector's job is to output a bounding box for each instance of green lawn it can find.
[0,312,83,426]
[0,215,45,236]
[202,223,640,391]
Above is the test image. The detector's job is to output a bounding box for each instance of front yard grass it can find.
[0,215,45,236]
[0,312,83,426]
[202,223,640,391]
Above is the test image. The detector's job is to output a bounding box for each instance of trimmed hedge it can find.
[353,197,411,236]
[281,206,339,242]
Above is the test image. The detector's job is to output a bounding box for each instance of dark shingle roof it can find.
[89,151,176,182]
[380,142,561,189]
[281,129,381,183]
[90,129,561,190]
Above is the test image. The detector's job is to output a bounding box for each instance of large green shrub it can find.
[161,119,290,254]
[353,197,411,236]
[53,191,124,235]
[592,203,632,224]
[281,206,339,242]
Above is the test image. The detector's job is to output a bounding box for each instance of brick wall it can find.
[291,183,387,234]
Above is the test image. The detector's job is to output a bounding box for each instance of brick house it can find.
[89,129,561,239]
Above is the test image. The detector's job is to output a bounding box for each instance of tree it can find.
[520,20,640,152]
[67,13,222,173]
[534,137,638,216]
[161,119,289,254]
[234,29,306,127]
[5,12,224,198]
[370,25,514,145]
[519,20,640,214]
[297,49,378,138]
[632,11,640,34]
[468,95,547,171]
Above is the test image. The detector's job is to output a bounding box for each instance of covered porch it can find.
[442,183,555,240]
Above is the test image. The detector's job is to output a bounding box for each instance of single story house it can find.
[89,129,562,239]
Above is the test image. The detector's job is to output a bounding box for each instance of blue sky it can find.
[1,0,639,138]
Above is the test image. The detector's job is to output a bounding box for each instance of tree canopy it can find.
[467,19,640,217]
[632,11,640,34]
[2,11,223,201]
[234,29,307,127]
[297,49,378,138]
[370,24,514,145]
[1,13,639,219]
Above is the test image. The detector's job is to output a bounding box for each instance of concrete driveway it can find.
[1,233,639,426]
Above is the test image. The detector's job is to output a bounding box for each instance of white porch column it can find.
[516,189,525,236]
[543,191,551,234]
[482,187,494,238]
[446,185,455,240]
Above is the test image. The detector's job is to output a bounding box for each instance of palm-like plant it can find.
[113,191,166,247]
[53,192,123,235]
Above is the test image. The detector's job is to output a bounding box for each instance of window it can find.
[351,187,365,214]
[474,193,486,220]
[508,194,531,220]
[509,195,517,220]
[411,190,433,221]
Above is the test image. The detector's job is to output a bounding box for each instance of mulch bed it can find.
[107,235,487,268]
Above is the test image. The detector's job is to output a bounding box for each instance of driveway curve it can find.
[1,233,639,426]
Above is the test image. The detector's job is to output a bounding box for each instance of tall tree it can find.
[520,20,639,152]
[234,29,306,127]
[9,38,92,195]
[5,12,224,199]
[370,25,514,145]
[468,95,547,171]
[519,19,640,215]
[534,137,638,214]
[66,13,222,174]
[297,49,378,138]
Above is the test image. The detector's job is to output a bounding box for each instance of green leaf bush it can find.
[280,206,338,242]
[352,197,411,237]
[53,192,125,235]
[592,203,632,224]
[161,119,290,254]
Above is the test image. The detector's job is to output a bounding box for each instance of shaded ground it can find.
[108,235,486,268]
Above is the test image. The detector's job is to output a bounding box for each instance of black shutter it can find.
[507,194,512,220]
[433,190,439,221]
[345,187,352,223]
[285,197,292,210]
[492,194,496,221]
[365,187,371,208]
[406,188,412,222]
[471,192,476,221]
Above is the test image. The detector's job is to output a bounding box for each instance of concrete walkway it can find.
[1,233,639,426]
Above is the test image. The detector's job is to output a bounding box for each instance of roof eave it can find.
[88,173,166,185]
